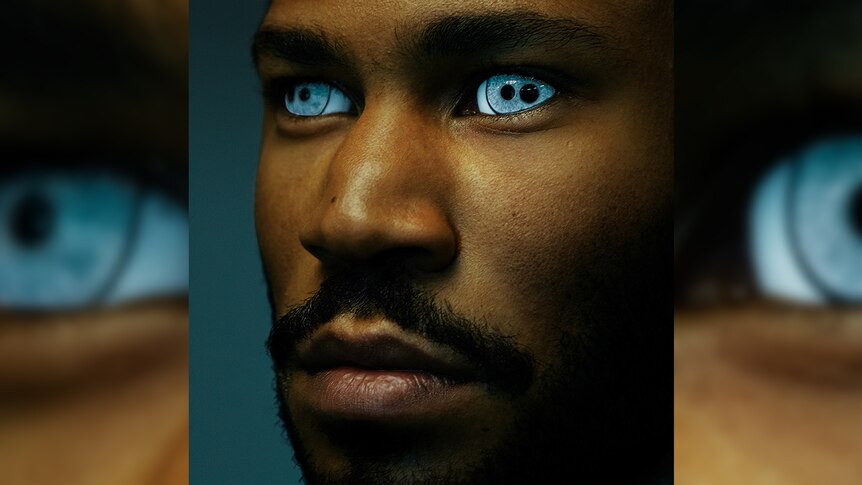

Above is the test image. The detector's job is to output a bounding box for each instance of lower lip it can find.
[295,367,470,419]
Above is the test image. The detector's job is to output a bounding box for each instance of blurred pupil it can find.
[10,192,54,249]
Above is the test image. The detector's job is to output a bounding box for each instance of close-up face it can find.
[675,1,862,483]
[255,0,672,483]
[0,1,188,484]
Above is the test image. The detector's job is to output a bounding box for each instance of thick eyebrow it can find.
[253,12,613,69]
[413,12,612,58]
[252,27,349,68]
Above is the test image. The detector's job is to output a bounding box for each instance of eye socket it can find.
[0,170,188,310]
[476,74,556,115]
[284,81,353,117]
[749,136,862,304]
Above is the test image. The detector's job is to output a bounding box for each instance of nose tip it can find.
[300,199,458,274]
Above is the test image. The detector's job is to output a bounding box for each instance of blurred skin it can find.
[256,0,672,483]
[0,1,188,484]
[675,1,862,483]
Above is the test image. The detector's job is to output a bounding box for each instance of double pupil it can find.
[500,83,539,103]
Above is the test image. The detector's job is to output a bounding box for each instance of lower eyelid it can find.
[456,100,569,135]
[0,299,187,389]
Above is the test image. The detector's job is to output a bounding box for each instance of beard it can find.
[265,257,670,484]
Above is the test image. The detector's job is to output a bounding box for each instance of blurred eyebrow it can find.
[252,27,349,68]
[414,12,612,57]
[253,12,613,68]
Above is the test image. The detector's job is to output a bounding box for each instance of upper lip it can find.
[296,322,479,382]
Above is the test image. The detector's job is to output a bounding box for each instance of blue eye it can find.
[284,82,353,117]
[0,170,188,310]
[476,74,556,115]
[749,136,862,304]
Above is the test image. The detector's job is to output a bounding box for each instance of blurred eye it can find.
[749,136,862,304]
[476,74,556,115]
[284,82,353,117]
[0,170,188,310]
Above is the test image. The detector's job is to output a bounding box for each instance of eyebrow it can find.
[252,11,612,68]
[252,27,349,68]
[414,12,611,58]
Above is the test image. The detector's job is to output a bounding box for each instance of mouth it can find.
[290,317,484,419]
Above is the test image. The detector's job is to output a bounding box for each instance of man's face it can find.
[255,0,672,482]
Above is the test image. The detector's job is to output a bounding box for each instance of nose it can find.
[299,104,458,273]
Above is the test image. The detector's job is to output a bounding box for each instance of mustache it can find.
[266,268,534,395]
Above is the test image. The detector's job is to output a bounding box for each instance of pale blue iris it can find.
[0,171,188,310]
[284,82,353,117]
[477,74,555,115]
[749,136,862,303]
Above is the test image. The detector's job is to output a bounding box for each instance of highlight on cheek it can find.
[477,74,556,115]
[284,81,353,117]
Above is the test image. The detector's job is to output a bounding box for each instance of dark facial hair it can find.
[267,266,534,395]
[266,254,670,484]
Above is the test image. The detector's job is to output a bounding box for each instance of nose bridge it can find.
[301,99,457,270]
[330,102,424,218]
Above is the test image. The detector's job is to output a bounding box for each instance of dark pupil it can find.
[9,192,55,249]
[500,84,515,100]
[520,84,539,103]
[850,184,862,236]
[298,87,311,102]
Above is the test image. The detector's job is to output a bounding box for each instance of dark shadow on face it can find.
[264,224,672,484]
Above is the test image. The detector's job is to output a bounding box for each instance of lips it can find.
[299,331,476,379]
[290,317,483,419]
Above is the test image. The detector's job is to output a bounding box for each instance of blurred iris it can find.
[0,170,188,310]
[749,136,862,304]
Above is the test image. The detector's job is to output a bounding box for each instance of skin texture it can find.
[256,0,672,482]
[0,1,188,484]
[675,1,862,483]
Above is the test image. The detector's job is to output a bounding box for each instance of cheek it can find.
[255,143,323,309]
[675,309,862,484]
[454,125,668,306]
[443,116,670,364]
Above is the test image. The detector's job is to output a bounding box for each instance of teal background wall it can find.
[189,1,302,483]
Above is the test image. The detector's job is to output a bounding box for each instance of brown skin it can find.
[676,310,862,484]
[675,2,862,483]
[0,1,188,484]
[256,0,672,482]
